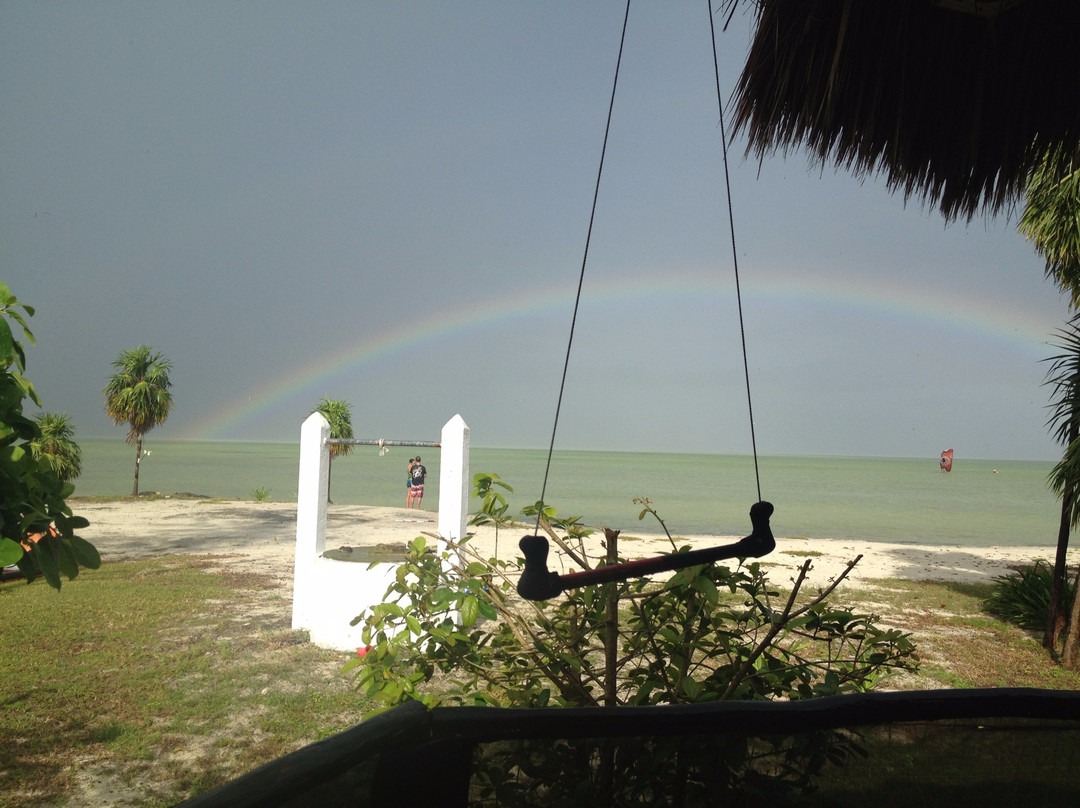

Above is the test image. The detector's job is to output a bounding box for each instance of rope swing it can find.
[520,0,774,601]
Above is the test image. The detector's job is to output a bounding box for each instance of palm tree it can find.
[30,411,83,482]
[1019,144,1080,306]
[314,398,354,503]
[1022,146,1080,665]
[103,345,174,497]
[1043,319,1080,661]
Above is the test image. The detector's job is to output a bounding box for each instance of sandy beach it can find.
[72,497,1080,590]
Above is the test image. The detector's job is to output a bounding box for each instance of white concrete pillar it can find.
[291,411,330,632]
[437,414,470,547]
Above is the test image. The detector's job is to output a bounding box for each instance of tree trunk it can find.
[1046,490,1072,651]
[598,528,620,808]
[326,457,334,504]
[132,435,143,497]
[1046,420,1078,651]
[1062,564,1080,668]
[602,527,619,707]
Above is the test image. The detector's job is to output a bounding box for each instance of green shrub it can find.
[347,530,917,709]
[984,560,1076,630]
[0,283,99,588]
[345,475,917,802]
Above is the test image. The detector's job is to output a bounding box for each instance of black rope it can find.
[535,0,632,531]
[536,0,762,523]
[708,0,761,502]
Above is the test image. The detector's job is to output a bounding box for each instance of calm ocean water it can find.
[72,439,1061,547]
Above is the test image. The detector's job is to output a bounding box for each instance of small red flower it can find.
[356,644,374,658]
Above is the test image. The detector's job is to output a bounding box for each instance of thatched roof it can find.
[729,0,1080,220]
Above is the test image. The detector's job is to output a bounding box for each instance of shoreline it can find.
[69,498,1080,588]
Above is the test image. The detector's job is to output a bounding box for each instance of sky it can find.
[1,1,1073,461]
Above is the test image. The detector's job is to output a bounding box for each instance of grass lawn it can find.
[0,556,365,808]
[1,555,1078,806]
[833,577,1080,691]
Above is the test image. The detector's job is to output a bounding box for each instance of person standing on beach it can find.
[407,456,427,509]
[405,457,417,507]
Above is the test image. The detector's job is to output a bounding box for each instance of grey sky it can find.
[2,1,1071,460]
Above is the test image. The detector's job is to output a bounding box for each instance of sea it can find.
[71,439,1063,548]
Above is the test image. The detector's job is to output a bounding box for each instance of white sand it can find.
[71,497,1079,588]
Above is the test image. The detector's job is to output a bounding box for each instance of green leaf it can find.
[56,540,80,580]
[681,676,701,698]
[0,317,13,365]
[461,595,479,627]
[6,306,34,334]
[68,536,101,569]
[34,544,62,590]
[58,514,91,531]
[476,598,497,621]
[409,535,427,554]
[658,626,680,644]
[0,537,24,566]
[692,575,719,604]
[431,587,457,605]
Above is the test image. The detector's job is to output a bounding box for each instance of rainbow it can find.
[178,268,1069,440]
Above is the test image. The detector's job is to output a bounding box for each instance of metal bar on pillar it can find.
[326,438,441,447]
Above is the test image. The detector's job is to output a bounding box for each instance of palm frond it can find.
[1043,316,1080,444]
[730,0,1080,221]
[102,344,174,440]
[314,398,355,459]
[1018,144,1080,305]
[29,411,83,482]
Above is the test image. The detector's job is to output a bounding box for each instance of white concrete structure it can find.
[437,414,470,549]
[290,412,470,651]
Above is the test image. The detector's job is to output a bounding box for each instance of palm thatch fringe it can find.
[729,0,1080,220]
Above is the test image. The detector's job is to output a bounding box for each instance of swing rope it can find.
[534,0,632,532]
[536,0,762,532]
[707,0,762,502]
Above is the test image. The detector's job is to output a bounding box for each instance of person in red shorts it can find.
[405,456,417,506]
[407,456,427,509]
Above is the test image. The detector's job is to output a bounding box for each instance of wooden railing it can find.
[176,688,1080,807]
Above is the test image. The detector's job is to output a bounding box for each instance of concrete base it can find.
[297,559,400,651]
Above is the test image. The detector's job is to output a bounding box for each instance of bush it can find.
[984,560,1076,630]
[345,477,918,802]
[347,532,917,709]
[0,283,99,588]
[347,474,917,709]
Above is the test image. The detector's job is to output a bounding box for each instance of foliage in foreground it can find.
[346,475,918,802]
[0,282,99,589]
[348,536,917,709]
